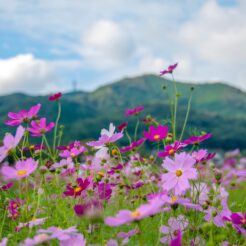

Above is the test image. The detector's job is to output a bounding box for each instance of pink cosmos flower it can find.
[120,138,145,153]
[37,226,78,241]
[160,63,178,76]
[17,217,47,230]
[125,105,144,117]
[143,125,168,142]
[28,118,55,136]
[148,193,201,211]
[5,104,41,126]
[60,234,86,246]
[59,145,86,158]
[161,153,197,195]
[192,149,216,163]
[105,197,165,227]
[20,233,53,246]
[205,198,231,228]
[50,158,74,170]
[160,215,187,244]
[0,238,8,246]
[0,125,25,162]
[1,158,38,180]
[116,229,140,245]
[158,141,186,158]
[87,123,123,148]
[183,133,212,145]
[48,92,62,101]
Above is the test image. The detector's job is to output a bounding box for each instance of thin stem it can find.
[171,73,178,141]
[53,101,62,151]
[134,118,140,141]
[179,92,192,141]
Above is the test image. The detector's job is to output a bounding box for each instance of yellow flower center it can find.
[97,171,105,177]
[175,169,183,177]
[171,196,178,203]
[29,145,35,150]
[70,153,75,157]
[38,234,48,240]
[168,149,175,155]
[241,218,246,224]
[111,149,118,155]
[153,135,160,140]
[12,203,18,209]
[131,210,141,218]
[17,170,27,176]
[74,187,82,193]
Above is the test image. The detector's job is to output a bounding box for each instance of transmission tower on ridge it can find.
[72,80,77,92]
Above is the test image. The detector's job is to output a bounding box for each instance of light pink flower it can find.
[0,126,25,162]
[5,104,41,126]
[28,118,55,137]
[1,158,38,180]
[105,197,165,227]
[87,123,123,148]
[161,153,197,195]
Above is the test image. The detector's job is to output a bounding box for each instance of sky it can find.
[0,0,245,95]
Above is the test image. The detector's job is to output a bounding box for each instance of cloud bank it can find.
[0,0,245,94]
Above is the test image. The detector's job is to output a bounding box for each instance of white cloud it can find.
[80,20,135,69]
[175,0,246,89]
[0,0,246,92]
[0,54,56,95]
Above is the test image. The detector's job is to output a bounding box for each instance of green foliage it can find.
[0,75,246,150]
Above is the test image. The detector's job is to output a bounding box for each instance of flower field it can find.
[0,65,245,246]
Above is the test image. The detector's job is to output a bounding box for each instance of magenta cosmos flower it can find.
[125,105,144,117]
[105,197,165,227]
[160,215,187,244]
[0,125,25,162]
[48,92,62,101]
[183,133,212,145]
[1,158,38,180]
[5,104,41,126]
[160,63,178,76]
[143,125,168,142]
[64,177,90,197]
[87,123,123,148]
[158,141,187,158]
[120,138,145,153]
[161,153,197,195]
[118,121,128,131]
[223,211,246,236]
[28,118,55,136]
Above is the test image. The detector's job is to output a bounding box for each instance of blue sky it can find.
[0,0,245,94]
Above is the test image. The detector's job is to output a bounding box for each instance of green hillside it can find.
[0,75,245,150]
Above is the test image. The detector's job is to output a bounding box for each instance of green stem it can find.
[53,101,61,151]
[0,208,7,238]
[179,92,192,141]
[172,73,178,141]
[134,118,140,141]
[42,134,55,161]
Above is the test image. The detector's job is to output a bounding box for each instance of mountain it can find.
[0,75,246,150]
